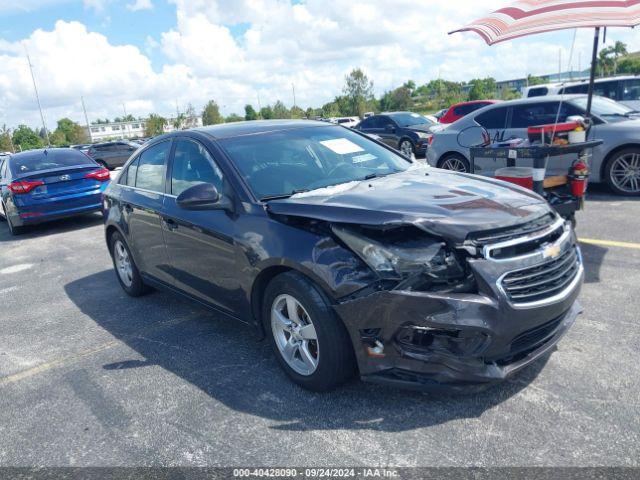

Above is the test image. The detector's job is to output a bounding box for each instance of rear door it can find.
[161,137,240,313]
[117,140,173,284]
[472,106,509,176]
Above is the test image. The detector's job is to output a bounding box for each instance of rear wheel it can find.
[4,206,25,236]
[438,153,470,173]
[604,148,640,196]
[109,231,151,296]
[263,271,356,392]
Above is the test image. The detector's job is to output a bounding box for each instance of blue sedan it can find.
[0,148,111,235]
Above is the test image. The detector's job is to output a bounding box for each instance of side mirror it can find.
[176,183,232,211]
[385,124,396,133]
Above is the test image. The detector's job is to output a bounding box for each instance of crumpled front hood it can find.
[266,167,551,243]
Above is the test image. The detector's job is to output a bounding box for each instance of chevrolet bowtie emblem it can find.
[543,244,562,259]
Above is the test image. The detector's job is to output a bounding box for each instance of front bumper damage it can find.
[333,228,584,392]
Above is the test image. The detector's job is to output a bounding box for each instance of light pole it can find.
[24,46,50,146]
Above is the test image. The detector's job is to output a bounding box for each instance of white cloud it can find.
[126,0,153,12]
[3,0,640,129]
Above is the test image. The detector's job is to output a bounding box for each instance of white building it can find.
[89,116,203,142]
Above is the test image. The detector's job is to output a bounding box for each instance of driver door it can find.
[161,137,241,314]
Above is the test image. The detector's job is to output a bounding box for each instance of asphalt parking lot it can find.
[0,184,638,467]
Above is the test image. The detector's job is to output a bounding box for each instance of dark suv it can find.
[87,141,139,169]
[103,120,583,392]
[355,112,437,158]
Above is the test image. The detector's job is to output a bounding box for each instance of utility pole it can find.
[257,92,262,111]
[24,46,50,146]
[81,96,91,142]
[559,48,562,79]
[292,83,297,110]
[121,103,127,139]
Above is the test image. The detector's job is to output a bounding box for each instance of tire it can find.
[603,148,640,196]
[438,153,471,173]
[263,271,356,392]
[109,231,151,297]
[5,207,25,235]
[398,139,414,158]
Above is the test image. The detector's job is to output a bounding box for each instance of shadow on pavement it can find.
[584,183,638,203]
[0,213,104,243]
[579,242,608,284]
[65,269,549,433]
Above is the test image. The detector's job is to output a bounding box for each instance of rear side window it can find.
[510,102,582,128]
[475,107,508,129]
[527,87,548,97]
[561,84,589,95]
[10,149,94,175]
[134,141,170,192]
[171,140,224,196]
[622,79,640,101]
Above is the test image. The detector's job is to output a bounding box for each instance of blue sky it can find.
[1,0,638,130]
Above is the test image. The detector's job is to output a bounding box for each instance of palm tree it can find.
[612,41,628,74]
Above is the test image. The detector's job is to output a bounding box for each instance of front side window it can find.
[621,79,640,101]
[171,140,224,196]
[134,141,169,192]
[219,125,410,200]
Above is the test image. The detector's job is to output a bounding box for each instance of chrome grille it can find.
[501,247,580,304]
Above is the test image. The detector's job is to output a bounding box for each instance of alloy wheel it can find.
[400,140,413,158]
[114,239,133,288]
[610,153,640,194]
[440,157,469,172]
[271,294,319,376]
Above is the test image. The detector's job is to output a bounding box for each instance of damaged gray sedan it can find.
[103,120,583,392]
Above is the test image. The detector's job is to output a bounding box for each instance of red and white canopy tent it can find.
[450,0,640,116]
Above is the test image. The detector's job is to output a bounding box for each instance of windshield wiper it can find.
[260,189,309,202]
[363,171,400,181]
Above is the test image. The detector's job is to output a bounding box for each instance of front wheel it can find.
[438,154,470,173]
[399,139,414,158]
[604,148,640,196]
[263,271,356,392]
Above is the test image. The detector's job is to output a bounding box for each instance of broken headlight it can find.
[332,225,466,282]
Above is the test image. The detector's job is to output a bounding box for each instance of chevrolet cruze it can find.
[103,120,583,392]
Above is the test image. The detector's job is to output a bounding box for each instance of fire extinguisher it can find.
[569,159,589,197]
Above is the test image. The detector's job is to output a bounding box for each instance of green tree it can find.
[202,100,223,125]
[144,114,167,137]
[53,118,88,145]
[617,56,640,74]
[260,106,274,119]
[526,74,547,86]
[225,113,244,123]
[272,100,289,119]
[172,113,186,130]
[468,77,497,100]
[12,125,43,151]
[380,86,413,111]
[244,104,258,121]
[289,105,305,119]
[0,125,14,152]
[342,68,375,116]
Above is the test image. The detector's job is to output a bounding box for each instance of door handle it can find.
[164,218,178,231]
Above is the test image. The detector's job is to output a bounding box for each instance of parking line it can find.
[579,238,640,250]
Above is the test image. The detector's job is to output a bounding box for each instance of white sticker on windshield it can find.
[320,138,364,155]
[352,153,377,164]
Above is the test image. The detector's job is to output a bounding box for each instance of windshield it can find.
[569,96,635,123]
[390,113,433,127]
[219,125,411,200]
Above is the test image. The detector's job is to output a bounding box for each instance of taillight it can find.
[8,180,45,194]
[84,168,110,181]
[428,135,435,146]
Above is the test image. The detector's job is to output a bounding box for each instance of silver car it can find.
[426,95,640,195]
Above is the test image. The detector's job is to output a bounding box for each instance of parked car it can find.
[434,108,448,121]
[439,100,500,124]
[354,111,437,157]
[427,94,640,195]
[0,148,110,235]
[86,141,139,169]
[103,120,583,392]
[523,75,640,111]
[329,117,360,128]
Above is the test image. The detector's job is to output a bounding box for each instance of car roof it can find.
[481,94,587,107]
[193,120,331,139]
